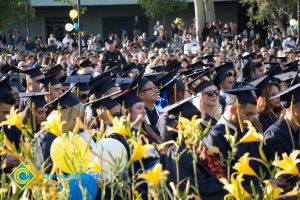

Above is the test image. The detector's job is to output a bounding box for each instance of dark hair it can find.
[0,89,16,105]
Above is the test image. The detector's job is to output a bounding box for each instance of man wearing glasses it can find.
[138,77,160,133]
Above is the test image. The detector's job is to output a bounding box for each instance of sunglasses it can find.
[226,71,235,77]
[79,94,89,99]
[203,90,219,97]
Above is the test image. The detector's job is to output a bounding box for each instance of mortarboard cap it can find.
[85,91,121,111]
[39,74,60,87]
[66,74,91,91]
[114,77,133,91]
[213,62,235,88]
[89,78,117,98]
[149,65,165,73]
[201,54,215,63]
[21,67,45,81]
[283,60,299,73]
[59,76,70,87]
[116,88,143,109]
[265,62,283,77]
[44,64,63,77]
[19,92,49,108]
[9,78,22,92]
[273,71,297,82]
[0,76,12,91]
[161,94,201,118]
[79,59,92,68]
[276,57,288,63]
[194,80,213,93]
[269,76,300,108]
[164,59,181,72]
[241,52,256,60]
[248,75,271,97]
[224,86,257,105]
[44,86,80,110]
[143,72,165,83]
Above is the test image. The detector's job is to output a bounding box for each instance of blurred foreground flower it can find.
[177,115,202,141]
[239,120,263,143]
[272,150,300,178]
[263,180,283,199]
[106,114,131,137]
[138,163,169,189]
[220,173,250,199]
[233,153,256,176]
[128,136,152,163]
[88,160,104,172]
[0,107,22,129]
[41,110,66,137]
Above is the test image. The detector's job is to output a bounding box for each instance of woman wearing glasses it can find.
[192,80,222,130]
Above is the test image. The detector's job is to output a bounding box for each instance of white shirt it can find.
[62,36,74,50]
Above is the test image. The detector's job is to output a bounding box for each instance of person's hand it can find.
[131,114,143,129]
[97,107,110,124]
[2,155,20,171]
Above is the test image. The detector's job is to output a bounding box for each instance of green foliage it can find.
[0,0,35,30]
[137,0,188,18]
[239,0,297,29]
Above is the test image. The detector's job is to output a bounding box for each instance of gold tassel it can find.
[26,78,29,92]
[235,99,244,133]
[48,83,52,103]
[77,87,80,97]
[32,102,36,132]
[173,84,177,103]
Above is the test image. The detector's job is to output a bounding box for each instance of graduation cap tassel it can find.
[32,102,36,132]
[26,77,29,92]
[235,99,244,133]
[48,83,52,103]
[173,84,177,103]
[290,95,300,127]
[77,87,80,97]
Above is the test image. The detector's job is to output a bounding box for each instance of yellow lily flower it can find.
[41,110,66,137]
[88,160,104,172]
[106,115,131,137]
[233,153,256,176]
[0,107,23,130]
[263,180,283,199]
[239,120,263,143]
[129,136,153,163]
[138,163,169,189]
[272,150,300,179]
[177,115,202,139]
[220,173,250,199]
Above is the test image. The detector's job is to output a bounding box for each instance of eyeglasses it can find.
[202,90,219,97]
[141,86,158,93]
[79,94,88,99]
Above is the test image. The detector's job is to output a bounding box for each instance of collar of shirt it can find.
[217,116,237,131]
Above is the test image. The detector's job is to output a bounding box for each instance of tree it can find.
[194,0,206,40]
[0,0,34,30]
[240,0,298,34]
[137,0,188,24]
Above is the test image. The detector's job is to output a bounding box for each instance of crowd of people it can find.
[0,17,300,199]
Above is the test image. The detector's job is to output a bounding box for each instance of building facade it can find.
[8,0,243,41]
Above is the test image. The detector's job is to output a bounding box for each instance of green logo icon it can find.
[9,163,36,190]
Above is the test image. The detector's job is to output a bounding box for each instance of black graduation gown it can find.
[35,131,57,174]
[263,119,300,191]
[200,114,218,131]
[256,112,278,132]
[263,119,300,160]
[1,125,22,150]
[163,145,227,200]
[203,122,263,191]
[145,107,160,135]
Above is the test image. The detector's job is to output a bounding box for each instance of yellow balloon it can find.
[69,10,78,19]
[50,133,91,174]
[296,21,299,26]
